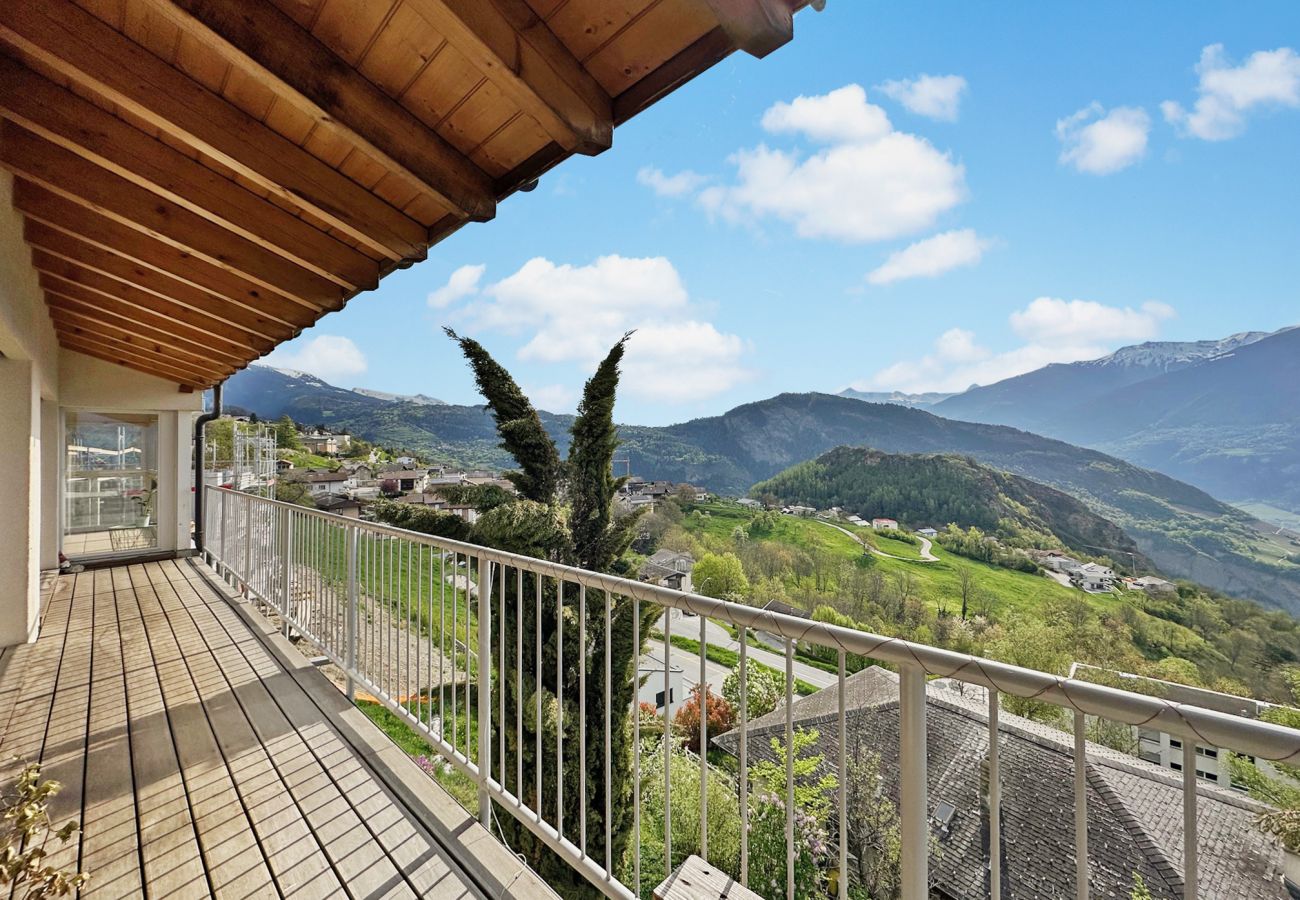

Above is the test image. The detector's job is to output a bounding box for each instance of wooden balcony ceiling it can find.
[0,0,804,390]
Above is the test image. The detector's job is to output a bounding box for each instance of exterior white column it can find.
[0,356,42,646]
[39,397,59,570]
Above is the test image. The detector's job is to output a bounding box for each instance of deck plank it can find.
[142,562,349,899]
[127,565,278,898]
[80,577,145,899]
[112,566,211,897]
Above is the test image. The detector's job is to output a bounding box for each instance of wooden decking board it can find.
[80,575,146,899]
[142,563,348,899]
[0,560,503,900]
[126,565,279,898]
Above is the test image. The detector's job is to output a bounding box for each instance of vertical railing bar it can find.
[1074,709,1088,900]
[579,582,588,857]
[557,577,565,839]
[699,613,708,859]
[345,524,358,702]
[452,551,459,752]
[838,649,847,900]
[604,589,612,877]
[282,508,292,636]
[989,690,1001,900]
[535,573,542,819]
[899,665,928,900]
[418,543,424,726]
[406,539,413,718]
[664,607,672,875]
[500,562,506,791]
[516,567,523,805]
[633,595,642,895]
[739,624,749,888]
[1184,736,1198,899]
[785,637,795,900]
[477,555,492,826]
[466,551,473,763]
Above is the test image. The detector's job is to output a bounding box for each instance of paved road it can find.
[816,518,938,563]
[656,609,838,690]
[643,637,732,692]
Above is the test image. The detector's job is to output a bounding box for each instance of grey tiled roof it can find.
[712,669,1285,900]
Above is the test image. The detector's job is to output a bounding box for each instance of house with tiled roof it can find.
[713,667,1286,900]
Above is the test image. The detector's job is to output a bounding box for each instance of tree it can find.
[840,742,901,899]
[751,728,838,822]
[442,329,652,897]
[273,480,316,507]
[956,566,975,620]
[692,552,749,599]
[673,684,735,754]
[1229,667,1300,852]
[746,797,830,900]
[722,664,782,720]
[273,415,302,451]
[379,478,400,497]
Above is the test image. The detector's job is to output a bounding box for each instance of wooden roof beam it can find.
[0,0,428,261]
[39,275,253,365]
[404,0,613,155]
[48,306,235,379]
[0,57,379,293]
[16,184,313,334]
[0,124,346,312]
[703,0,796,59]
[57,331,216,389]
[147,0,497,219]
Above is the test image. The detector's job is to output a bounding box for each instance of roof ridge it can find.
[1086,763,1185,897]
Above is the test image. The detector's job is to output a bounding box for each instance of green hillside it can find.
[753,447,1148,567]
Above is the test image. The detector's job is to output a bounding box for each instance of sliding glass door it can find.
[63,411,159,560]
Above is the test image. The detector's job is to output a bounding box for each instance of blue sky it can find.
[265,2,1300,425]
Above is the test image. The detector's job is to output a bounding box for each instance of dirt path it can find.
[816,518,938,563]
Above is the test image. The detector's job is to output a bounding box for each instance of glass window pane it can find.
[64,411,159,558]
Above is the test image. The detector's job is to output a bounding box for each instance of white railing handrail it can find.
[204,486,1300,765]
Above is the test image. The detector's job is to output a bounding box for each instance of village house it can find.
[638,650,685,720]
[297,469,351,496]
[638,549,695,592]
[737,497,762,509]
[300,431,350,456]
[316,494,362,519]
[1042,552,1084,574]
[872,517,899,530]
[1134,575,1178,595]
[1071,561,1118,592]
[917,526,939,538]
[378,468,429,494]
[785,504,817,517]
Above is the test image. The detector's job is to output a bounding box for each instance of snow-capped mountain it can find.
[352,388,445,406]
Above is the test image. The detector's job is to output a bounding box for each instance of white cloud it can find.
[1055,103,1150,174]
[637,166,707,197]
[861,298,1176,393]
[760,84,892,142]
[428,263,485,308]
[696,84,966,243]
[524,383,577,413]
[1009,297,1174,344]
[264,335,367,383]
[866,229,992,285]
[1163,44,1300,140]
[876,74,968,121]
[438,255,753,403]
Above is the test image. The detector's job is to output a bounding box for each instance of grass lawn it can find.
[654,631,818,695]
[356,694,481,814]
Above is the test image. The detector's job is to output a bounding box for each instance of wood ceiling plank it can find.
[544,0,653,64]
[585,0,714,96]
[0,124,347,311]
[15,182,316,332]
[147,0,496,223]
[25,228,286,352]
[38,273,254,364]
[612,25,732,125]
[57,332,211,388]
[404,0,613,154]
[0,58,379,293]
[48,305,233,377]
[0,0,427,260]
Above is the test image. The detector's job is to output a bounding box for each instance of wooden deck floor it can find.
[0,559,552,900]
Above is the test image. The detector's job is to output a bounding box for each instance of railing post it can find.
[477,554,492,827]
[899,665,928,900]
[219,488,229,581]
[282,509,294,637]
[345,524,358,702]
[244,490,253,586]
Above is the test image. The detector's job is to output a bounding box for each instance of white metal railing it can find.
[203,487,1300,900]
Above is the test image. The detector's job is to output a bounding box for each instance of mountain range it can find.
[932,326,1300,517]
[225,364,1300,613]
[836,389,955,408]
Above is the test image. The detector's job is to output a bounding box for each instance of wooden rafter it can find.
[403,0,613,154]
[16,184,313,333]
[145,0,497,222]
[48,306,235,379]
[703,0,797,59]
[0,0,428,261]
[0,56,379,293]
[0,124,347,311]
[57,332,212,389]
[25,231,286,352]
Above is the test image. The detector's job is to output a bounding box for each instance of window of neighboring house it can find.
[1171,761,1183,771]
[1197,769,1218,782]
[1170,738,1182,749]
[654,689,675,709]
[1196,746,1218,759]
